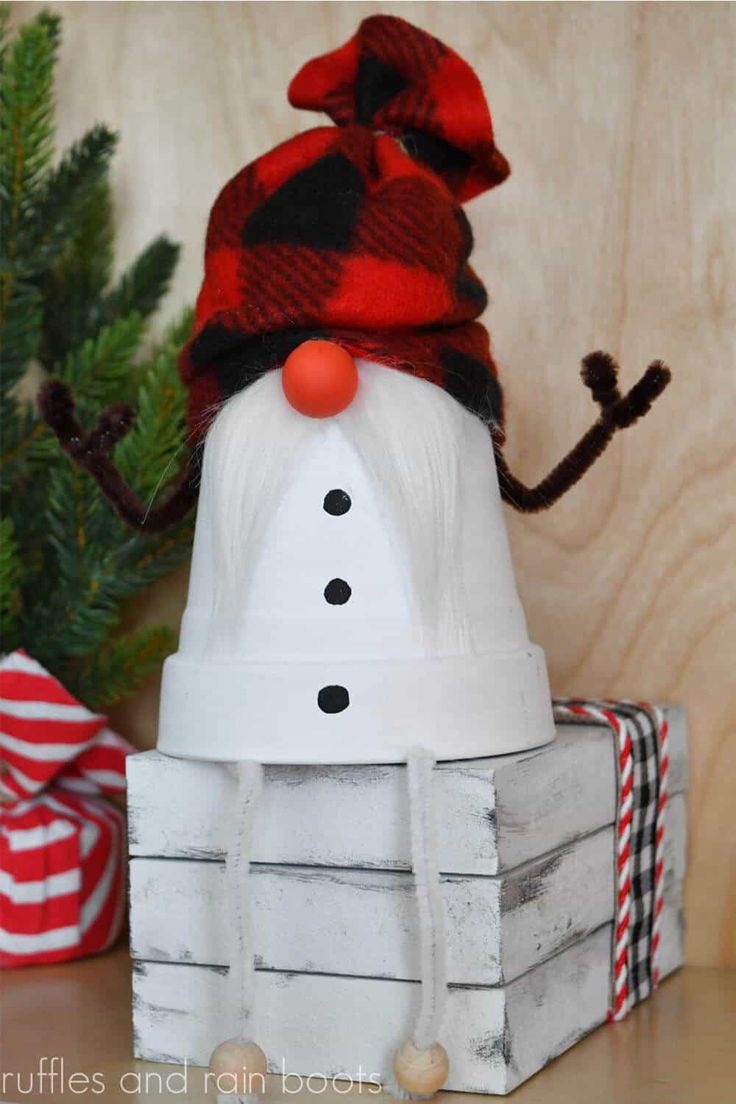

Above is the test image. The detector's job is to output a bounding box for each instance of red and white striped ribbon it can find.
[650,704,669,987]
[561,703,634,1020]
[608,708,635,1021]
[1,651,134,968]
[553,698,669,1020]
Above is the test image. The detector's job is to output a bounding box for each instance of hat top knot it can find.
[288,14,509,204]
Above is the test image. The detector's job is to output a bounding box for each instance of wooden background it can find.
[14,2,735,969]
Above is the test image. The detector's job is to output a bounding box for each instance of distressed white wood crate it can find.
[129,794,686,987]
[128,705,687,1094]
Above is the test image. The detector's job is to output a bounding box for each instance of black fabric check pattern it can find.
[553,697,665,1014]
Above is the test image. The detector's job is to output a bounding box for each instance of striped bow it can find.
[0,651,134,967]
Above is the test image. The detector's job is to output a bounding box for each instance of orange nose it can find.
[282,340,359,418]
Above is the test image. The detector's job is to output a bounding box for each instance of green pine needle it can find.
[21,123,117,270]
[39,178,115,362]
[0,9,60,246]
[0,514,22,637]
[104,236,180,324]
[0,6,11,61]
[0,9,59,377]
[0,277,42,394]
[62,624,177,710]
[58,311,145,407]
[115,309,192,501]
[0,8,193,710]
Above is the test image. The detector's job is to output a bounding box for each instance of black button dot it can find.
[323,489,351,516]
[318,685,350,714]
[324,578,351,605]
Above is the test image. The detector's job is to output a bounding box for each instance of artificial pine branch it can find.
[0,10,58,393]
[0,9,59,222]
[0,8,193,708]
[58,312,145,408]
[115,307,193,499]
[64,625,177,710]
[0,515,21,637]
[0,5,10,52]
[39,179,115,361]
[103,236,180,324]
[21,123,117,268]
[0,280,42,397]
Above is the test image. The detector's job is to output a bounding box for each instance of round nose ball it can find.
[282,340,358,418]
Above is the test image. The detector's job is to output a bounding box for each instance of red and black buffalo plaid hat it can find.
[181,14,511,441]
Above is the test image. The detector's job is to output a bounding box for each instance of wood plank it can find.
[131,892,684,1094]
[1,949,731,1104]
[127,706,686,875]
[129,794,686,987]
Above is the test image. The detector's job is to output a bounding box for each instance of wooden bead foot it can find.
[209,1038,267,1096]
[393,1040,449,1097]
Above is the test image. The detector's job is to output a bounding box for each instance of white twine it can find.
[217,752,448,1102]
[406,747,448,1051]
[217,759,264,1104]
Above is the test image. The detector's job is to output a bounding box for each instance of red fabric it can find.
[180,15,509,443]
[0,651,134,968]
[0,650,107,800]
[288,13,509,203]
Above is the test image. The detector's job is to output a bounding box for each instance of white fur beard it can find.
[200,361,475,652]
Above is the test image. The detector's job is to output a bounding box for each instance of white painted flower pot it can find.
[158,364,555,765]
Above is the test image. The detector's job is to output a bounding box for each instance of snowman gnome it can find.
[40,14,671,1101]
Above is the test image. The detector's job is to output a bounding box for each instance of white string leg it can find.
[209,760,267,1104]
[391,748,450,1099]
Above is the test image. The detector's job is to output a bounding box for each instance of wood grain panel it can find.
[128,796,686,985]
[1,948,733,1104]
[130,918,684,1091]
[12,2,735,967]
[127,708,688,873]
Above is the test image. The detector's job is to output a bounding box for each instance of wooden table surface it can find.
[1,945,734,1103]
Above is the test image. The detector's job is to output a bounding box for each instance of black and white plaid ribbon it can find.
[553,698,669,1017]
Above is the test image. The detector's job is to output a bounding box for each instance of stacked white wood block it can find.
[127,705,687,1095]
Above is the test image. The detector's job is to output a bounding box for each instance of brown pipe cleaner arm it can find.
[494,352,671,513]
[38,379,198,533]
